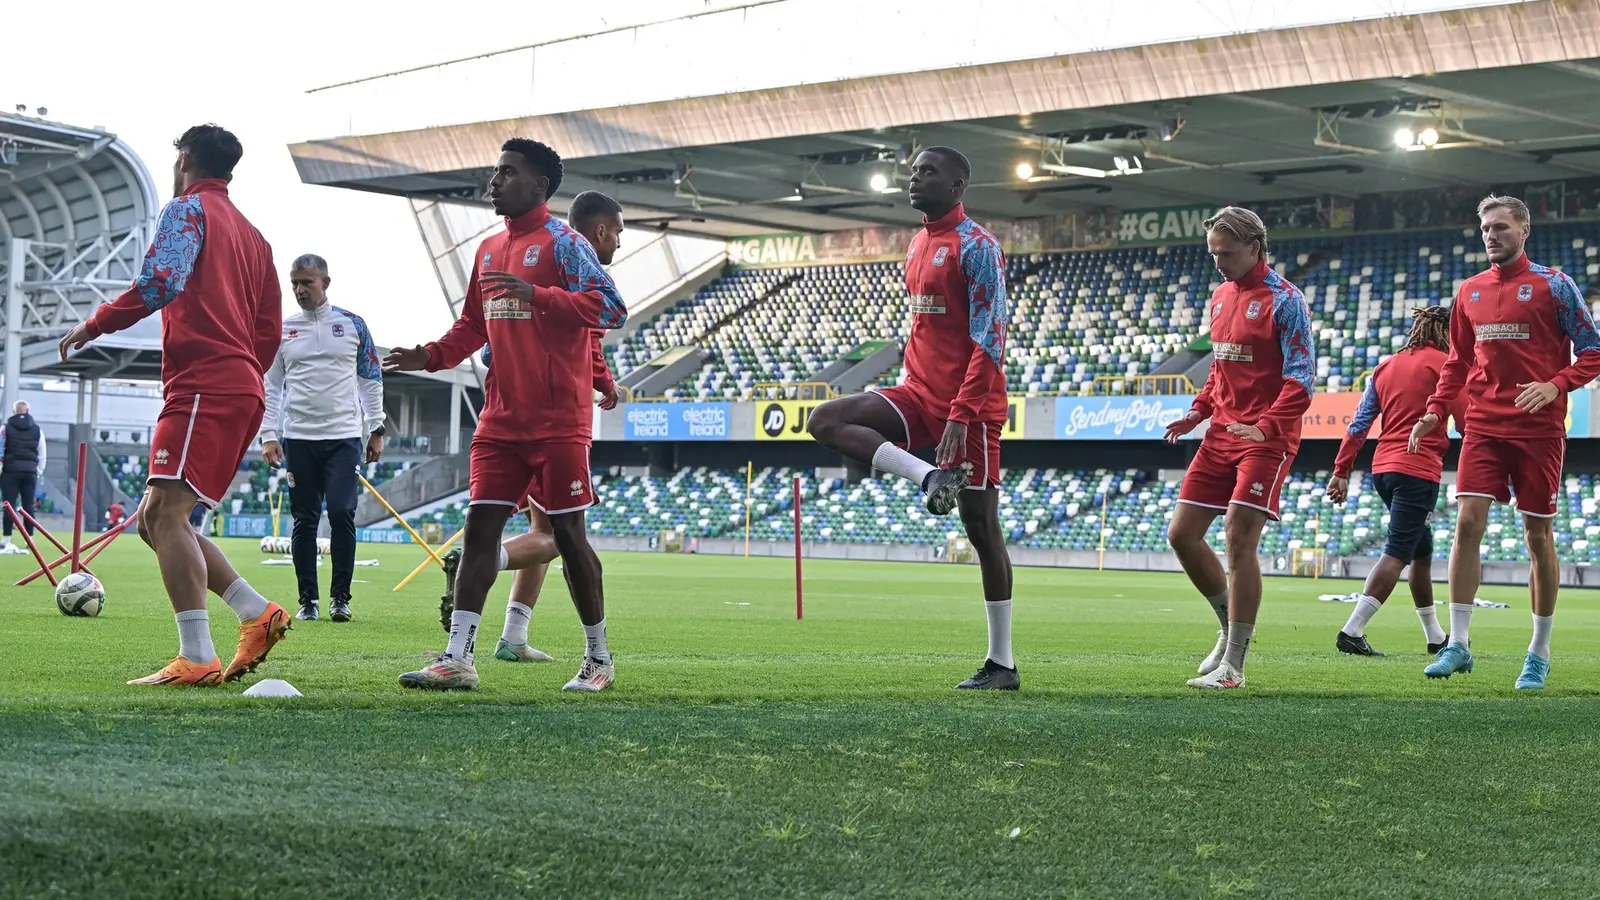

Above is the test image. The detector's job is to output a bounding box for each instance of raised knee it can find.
[805,406,835,440]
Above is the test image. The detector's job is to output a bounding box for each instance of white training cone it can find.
[242,679,302,698]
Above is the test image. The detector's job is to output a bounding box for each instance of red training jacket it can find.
[901,204,1010,424]
[85,179,280,398]
[1333,346,1467,481]
[1427,253,1600,440]
[1190,259,1314,452]
[426,205,627,443]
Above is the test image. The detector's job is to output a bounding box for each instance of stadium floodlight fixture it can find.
[672,162,692,185]
[1159,117,1185,141]
[1015,162,1034,180]
[0,139,16,167]
[776,184,804,202]
[868,171,890,192]
[1419,127,1440,148]
[1393,127,1416,149]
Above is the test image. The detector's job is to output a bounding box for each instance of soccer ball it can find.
[259,536,275,554]
[316,538,331,555]
[277,537,293,554]
[56,572,106,617]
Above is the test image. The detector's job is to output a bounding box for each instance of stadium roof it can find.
[289,1,1600,238]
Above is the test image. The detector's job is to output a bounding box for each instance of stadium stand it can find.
[101,455,405,514]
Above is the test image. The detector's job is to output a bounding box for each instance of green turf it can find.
[3,539,1599,898]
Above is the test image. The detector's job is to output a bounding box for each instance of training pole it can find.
[793,476,803,620]
[16,507,94,578]
[70,442,87,574]
[16,512,136,587]
[358,473,443,567]
[4,502,57,587]
[394,527,464,592]
[744,461,752,558]
[1098,490,1108,571]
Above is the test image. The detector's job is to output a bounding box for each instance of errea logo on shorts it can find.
[153,449,169,465]
[1250,482,1264,496]
[570,480,584,496]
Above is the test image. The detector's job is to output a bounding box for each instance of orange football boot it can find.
[127,656,223,686]
[222,602,291,683]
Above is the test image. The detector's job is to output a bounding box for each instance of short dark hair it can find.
[920,146,971,182]
[291,254,328,276]
[502,138,563,197]
[569,191,623,231]
[175,124,243,179]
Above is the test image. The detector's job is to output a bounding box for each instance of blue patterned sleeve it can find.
[1550,271,1600,355]
[339,309,382,381]
[960,229,1009,371]
[136,196,205,312]
[548,224,628,329]
[1348,376,1380,434]
[1274,285,1315,395]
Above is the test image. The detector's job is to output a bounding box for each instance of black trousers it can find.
[0,470,37,536]
[283,438,361,602]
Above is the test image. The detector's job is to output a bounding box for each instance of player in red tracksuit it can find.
[807,146,1018,691]
[1410,195,1600,690]
[1164,207,1313,690]
[386,140,627,693]
[1324,307,1465,657]
[437,190,628,665]
[58,125,289,687]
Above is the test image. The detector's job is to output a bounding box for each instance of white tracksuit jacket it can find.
[261,303,385,443]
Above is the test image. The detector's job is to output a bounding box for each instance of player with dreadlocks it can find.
[1325,306,1466,656]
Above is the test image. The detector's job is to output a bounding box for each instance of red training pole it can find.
[793,476,803,620]
[16,506,92,577]
[71,442,87,574]
[4,502,57,587]
[15,511,135,587]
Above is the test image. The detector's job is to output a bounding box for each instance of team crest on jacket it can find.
[1213,300,1223,316]
[482,252,492,266]
[1246,300,1263,320]
[1518,283,1533,302]
[1469,290,1481,303]
[932,246,950,267]
[906,244,916,260]
[332,323,345,337]
[523,246,540,266]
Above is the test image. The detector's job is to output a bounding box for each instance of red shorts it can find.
[1178,438,1295,520]
[1455,433,1565,518]
[148,393,264,509]
[871,385,1001,489]
[470,437,595,514]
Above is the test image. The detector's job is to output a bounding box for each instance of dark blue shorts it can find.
[1373,472,1440,562]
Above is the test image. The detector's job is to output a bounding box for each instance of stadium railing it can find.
[1085,375,1196,396]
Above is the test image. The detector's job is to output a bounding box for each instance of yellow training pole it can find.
[1098,489,1108,571]
[358,473,443,567]
[744,461,753,558]
[270,490,283,538]
[393,526,464,591]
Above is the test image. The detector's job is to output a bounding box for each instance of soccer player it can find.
[57,124,288,686]
[385,139,627,692]
[805,146,1017,691]
[440,190,626,663]
[261,253,387,624]
[1410,194,1600,690]
[1325,306,1464,656]
[1164,207,1313,690]
[0,400,46,554]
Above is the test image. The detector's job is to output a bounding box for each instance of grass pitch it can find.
[3,539,1600,898]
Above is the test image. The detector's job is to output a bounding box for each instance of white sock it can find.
[985,599,1014,668]
[175,609,216,664]
[583,618,611,663]
[1530,613,1553,660]
[221,577,270,623]
[446,610,481,664]
[1223,622,1254,671]
[1342,594,1383,638]
[1416,604,1446,644]
[501,601,532,645]
[871,442,936,488]
[1448,603,1473,648]
[1206,590,1229,629]
[497,544,509,572]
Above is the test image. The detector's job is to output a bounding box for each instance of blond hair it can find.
[1477,194,1530,224]
[1203,206,1268,256]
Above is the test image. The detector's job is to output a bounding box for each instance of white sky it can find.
[7,0,1519,348]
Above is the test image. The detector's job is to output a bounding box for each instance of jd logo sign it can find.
[758,401,820,440]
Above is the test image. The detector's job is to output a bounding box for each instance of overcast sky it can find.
[7,0,1517,348]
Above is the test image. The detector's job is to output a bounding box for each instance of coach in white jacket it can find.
[261,254,386,623]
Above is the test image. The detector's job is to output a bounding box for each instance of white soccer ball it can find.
[56,572,106,617]
[273,537,292,554]
[259,536,274,554]
[316,537,331,555]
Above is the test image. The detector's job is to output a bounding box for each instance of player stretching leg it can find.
[387,139,627,692]
[1165,208,1313,690]
[1411,195,1600,690]
[1324,307,1463,656]
[59,125,288,686]
[807,147,1017,691]
[440,191,627,664]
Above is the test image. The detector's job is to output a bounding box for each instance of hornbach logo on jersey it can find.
[756,398,1025,441]
[483,297,532,320]
[908,294,947,314]
[1475,323,1531,341]
[1213,341,1253,362]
